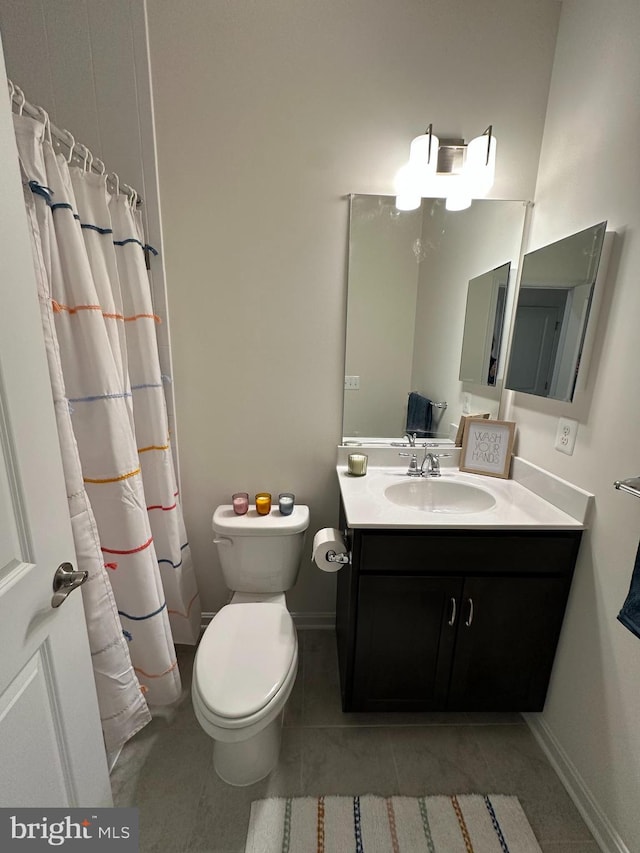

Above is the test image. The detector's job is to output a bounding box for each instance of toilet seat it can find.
[194,602,296,722]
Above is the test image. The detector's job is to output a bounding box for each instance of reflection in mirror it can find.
[343,195,528,443]
[505,221,607,402]
[459,262,511,387]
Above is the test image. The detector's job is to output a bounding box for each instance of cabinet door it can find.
[352,575,462,711]
[448,575,569,711]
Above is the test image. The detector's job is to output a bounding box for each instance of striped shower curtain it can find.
[12,113,200,755]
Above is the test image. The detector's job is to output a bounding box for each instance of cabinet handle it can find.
[465,597,474,627]
[448,597,457,626]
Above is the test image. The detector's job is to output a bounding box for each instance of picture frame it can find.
[460,418,516,479]
[454,412,490,447]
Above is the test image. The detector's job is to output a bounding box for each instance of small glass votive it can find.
[255,492,272,515]
[348,453,368,476]
[278,492,295,515]
[232,492,249,515]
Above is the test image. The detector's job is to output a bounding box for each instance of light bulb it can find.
[409,131,440,174]
[395,191,421,211]
[394,163,421,211]
[446,191,472,211]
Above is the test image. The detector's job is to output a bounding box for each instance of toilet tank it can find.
[212,505,310,593]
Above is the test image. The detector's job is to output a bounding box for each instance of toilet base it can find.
[213,712,283,786]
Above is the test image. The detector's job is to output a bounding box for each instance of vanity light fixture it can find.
[395,125,496,212]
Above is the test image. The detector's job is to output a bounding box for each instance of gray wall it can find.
[145,0,561,616]
[503,0,640,847]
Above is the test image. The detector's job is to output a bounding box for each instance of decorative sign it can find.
[454,412,490,447]
[460,419,516,479]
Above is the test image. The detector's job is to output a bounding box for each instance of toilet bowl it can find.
[192,597,298,785]
[192,504,309,785]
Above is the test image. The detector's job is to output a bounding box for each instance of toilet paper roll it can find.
[313,527,348,573]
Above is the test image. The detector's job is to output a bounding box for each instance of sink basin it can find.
[384,478,496,514]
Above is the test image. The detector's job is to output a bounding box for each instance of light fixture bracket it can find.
[436,139,466,175]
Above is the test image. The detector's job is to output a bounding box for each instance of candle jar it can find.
[255,492,271,516]
[278,492,295,515]
[347,453,368,476]
[232,492,249,515]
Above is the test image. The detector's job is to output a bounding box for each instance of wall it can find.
[502,0,640,848]
[146,0,561,616]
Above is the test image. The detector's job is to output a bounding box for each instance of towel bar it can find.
[614,477,640,499]
[431,401,447,409]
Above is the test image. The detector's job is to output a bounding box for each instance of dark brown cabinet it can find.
[336,512,582,713]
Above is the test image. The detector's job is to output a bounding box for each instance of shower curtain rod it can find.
[7,79,142,206]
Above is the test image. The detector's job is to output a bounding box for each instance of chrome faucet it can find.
[421,451,440,477]
[420,449,452,477]
[400,447,451,477]
[404,432,417,447]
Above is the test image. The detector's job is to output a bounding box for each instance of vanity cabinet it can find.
[336,511,582,713]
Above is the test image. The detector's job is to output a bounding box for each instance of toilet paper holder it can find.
[326,549,351,565]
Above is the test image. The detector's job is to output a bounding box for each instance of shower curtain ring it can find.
[110,173,121,196]
[35,106,52,144]
[94,157,106,176]
[82,145,93,173]
[123,184,137,209]
[63,130,76,164]
[7,80,15,107]
[15,85,25,115]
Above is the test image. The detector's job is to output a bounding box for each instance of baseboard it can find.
[291,612,335,630]
[200,611,335,631]
[524,714,631,853]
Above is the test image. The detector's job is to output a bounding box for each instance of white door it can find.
[0,52,112,808]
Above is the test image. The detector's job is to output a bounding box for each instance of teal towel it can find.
[406,392,432,437]
[617,541,640,640]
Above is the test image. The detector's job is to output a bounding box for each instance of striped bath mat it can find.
[245,795,542,852]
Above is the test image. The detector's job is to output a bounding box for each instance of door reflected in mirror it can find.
[505,221,607,402]
[459,262,511,387]
[343,195,528,442]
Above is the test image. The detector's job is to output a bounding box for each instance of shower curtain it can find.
[12,112,200,755]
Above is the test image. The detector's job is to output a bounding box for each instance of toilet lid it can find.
[195,603,296,719]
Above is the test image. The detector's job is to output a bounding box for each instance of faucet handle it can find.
[399,452,419,475]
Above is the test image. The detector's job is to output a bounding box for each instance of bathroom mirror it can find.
[459,262,511,387]
[505,221,607,402]
[343,195,528,442]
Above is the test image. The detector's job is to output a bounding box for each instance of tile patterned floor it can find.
[111,629,600,853]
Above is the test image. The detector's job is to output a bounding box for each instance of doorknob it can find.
[51,562,88,608]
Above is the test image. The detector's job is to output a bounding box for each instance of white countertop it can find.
[337,463,589,530]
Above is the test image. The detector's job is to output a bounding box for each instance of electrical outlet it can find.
[344,375,360,391]
[554,417,578,455]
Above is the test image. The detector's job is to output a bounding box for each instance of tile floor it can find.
[111,629,599,853]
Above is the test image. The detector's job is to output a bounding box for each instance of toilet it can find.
[191,503,309,786]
